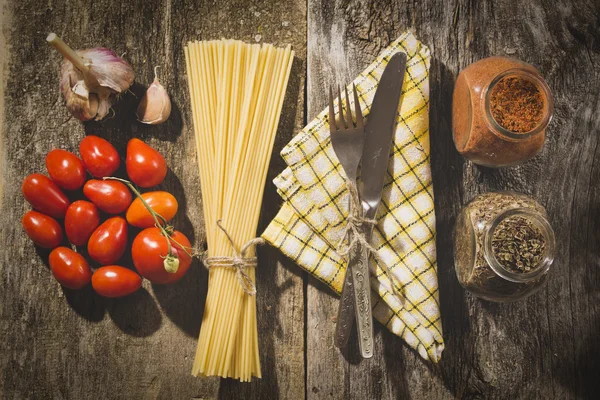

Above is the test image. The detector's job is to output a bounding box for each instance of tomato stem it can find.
[165,235,196,258]
[104,176,191,273]
[104,177,164,225]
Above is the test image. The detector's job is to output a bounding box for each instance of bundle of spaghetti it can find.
[184,39,294,381]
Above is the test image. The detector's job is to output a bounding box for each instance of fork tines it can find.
[329,83,364,133]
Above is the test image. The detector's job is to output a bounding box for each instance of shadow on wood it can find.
[428,55,476,398]
[107,287,162,337]
[151,159,205,337]
[158,167,196,246]
[152,258,206,338]
[62,285,106,323]
[82,83,183,144]
[382,327,410,398]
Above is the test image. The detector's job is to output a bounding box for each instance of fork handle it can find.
[334,265,355,348]
[350,237,374,358]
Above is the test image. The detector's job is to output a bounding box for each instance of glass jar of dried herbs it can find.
[454,191,556,302]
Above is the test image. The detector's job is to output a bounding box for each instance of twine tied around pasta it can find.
[336,180,405,303]
[203,220,265,296]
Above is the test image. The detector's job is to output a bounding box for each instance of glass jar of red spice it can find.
[452,57,554,167]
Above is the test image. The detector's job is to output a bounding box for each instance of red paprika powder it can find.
[452,57,553,167]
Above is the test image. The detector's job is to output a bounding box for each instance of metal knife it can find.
[344,52,407,358]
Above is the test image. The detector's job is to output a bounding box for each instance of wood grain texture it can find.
[0,0,305,399]
[1,0,599,398]
[306,0,600,399]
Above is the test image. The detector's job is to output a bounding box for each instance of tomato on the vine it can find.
[45,149,87,190]
[132,227,192,284]
[126,191,178,228]
[92,266,142,298]
[88,217,128,265]
[64,200,100,246]
[126,138,167,188]
[49,247,92,289]
[83,180,132,214]
[79,135,120,178]
[22,173,70,218]
[22,211,63,249]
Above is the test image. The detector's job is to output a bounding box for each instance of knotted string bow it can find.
[203,220,265,296]
[336,180,405,302]
[336,181,378,256]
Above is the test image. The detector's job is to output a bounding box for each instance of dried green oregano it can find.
[491,215,546,273]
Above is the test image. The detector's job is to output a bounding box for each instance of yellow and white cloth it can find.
[262,32,444,362]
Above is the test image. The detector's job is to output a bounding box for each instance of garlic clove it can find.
[136,68,171,125]
[71,80,89,97]
[64,87,99,121]
[96,90,113,121]
[60,63,98,121]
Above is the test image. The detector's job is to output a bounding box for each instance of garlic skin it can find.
[49,34,134,121]
[60,61,99,121]
[136,69,171,125]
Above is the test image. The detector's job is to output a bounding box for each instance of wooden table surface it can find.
[1,0,599,399]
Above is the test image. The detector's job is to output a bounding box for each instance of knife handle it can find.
[334,265,354,348]
[351,241,374,358]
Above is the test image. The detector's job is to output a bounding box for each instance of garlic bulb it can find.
[48,33,134,121]
[136,67,171,125]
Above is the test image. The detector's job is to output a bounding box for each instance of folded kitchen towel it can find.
[262,31,444,362]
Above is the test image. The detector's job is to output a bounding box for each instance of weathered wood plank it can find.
[0,0,306,399]
[2,0,599,398]
[306,0,600,399]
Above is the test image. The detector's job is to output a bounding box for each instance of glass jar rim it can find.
[483,208,556,283]
[482,68,554,142]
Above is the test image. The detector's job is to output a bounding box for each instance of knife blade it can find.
[346,52,407,359]
[360,52,407,215]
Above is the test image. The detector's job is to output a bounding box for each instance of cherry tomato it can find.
[64,200,100,246]
[126,191,178,228]
[22,211,63,248]
[49,247,92,289]
[88,217,128,265]
[83,180,132,214]
[45,149,87,190]
[92,266,142,298]
[132,227,192,284]
[126,138,167,188]
[79,135,120,178]
[22,173,70,218]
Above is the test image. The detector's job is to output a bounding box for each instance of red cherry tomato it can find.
[45,149,87,190]
[132,227,192,284]
[126,138,167,187]
[49,247,92,289]
[126,191,178,228]
[22,173,70,218]
[22,210,63,248]
[79,135,120,178]
[83,180,132,214]
[64,200,100,246]
[92,266,142,297]
[88,217,128,265]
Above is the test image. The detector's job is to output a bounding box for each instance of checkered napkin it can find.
[262,32,444,362]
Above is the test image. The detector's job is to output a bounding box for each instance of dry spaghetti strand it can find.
[184,39,294,382]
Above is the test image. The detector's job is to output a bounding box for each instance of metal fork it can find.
[328,84,365,349]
